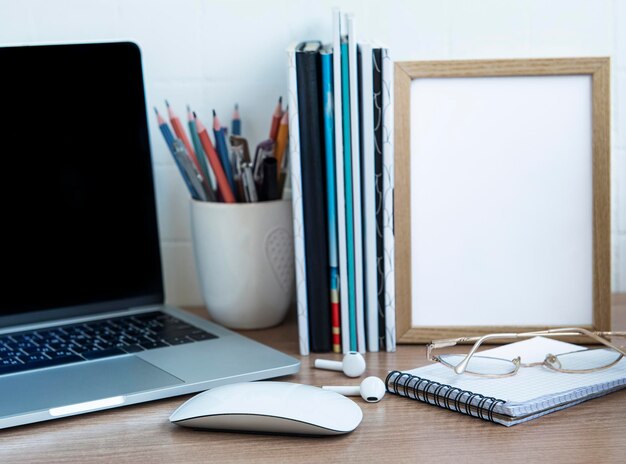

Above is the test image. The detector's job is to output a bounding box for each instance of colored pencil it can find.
[212,110,236,192]
[154,107,175,149]
[231,103,241,136]
[166,100,202,175]
[187,105,216,191]
[274,109,289,174]
[269,96,282,141]
[195,114,236,203]
[155,109,212,201]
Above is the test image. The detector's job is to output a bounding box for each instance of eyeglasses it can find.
[427,328,626,378]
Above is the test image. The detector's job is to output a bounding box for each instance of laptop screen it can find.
[0,42,163,324]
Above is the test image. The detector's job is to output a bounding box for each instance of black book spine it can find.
[372,48,386,350]
[296,46,332,352]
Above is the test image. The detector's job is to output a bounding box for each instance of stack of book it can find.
[288,10,395,355]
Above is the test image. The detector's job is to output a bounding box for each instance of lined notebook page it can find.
[406,337,626,416]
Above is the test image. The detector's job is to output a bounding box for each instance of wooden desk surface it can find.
[2,295,626,463]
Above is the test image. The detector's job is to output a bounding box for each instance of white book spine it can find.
[287,43,310,355]
[382,48,396,352]
[347,15,366,354]
[332,9,350,354]
[359,43,379,352]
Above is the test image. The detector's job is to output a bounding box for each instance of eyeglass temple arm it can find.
[541,328,626,355]
[453,333,521,374]
[427,334,521,366]
[451,328,626,374]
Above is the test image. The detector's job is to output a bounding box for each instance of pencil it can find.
[165,100,202,175]
[187,105,217,192]
[154,107,175,149]
[212,110,236,193]
[155,108,212,201]
[274,108,289,173]
[195,114,236,203]
[269,96,282,141]
[231,103,241,136]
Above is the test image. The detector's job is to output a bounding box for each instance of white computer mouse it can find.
[169,381,363,436]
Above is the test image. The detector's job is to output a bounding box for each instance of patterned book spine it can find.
[385,371,505,423]
[287,44,310,355]
[381,48,396,352]
[372,47,386,351]
[359,42,378,353]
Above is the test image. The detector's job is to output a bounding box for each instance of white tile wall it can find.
[448,1,531,58]
[615,0,626,70]
[0,0,624,303]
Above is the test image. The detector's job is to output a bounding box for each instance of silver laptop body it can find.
[0,304,299,430]
[0,42,299,430]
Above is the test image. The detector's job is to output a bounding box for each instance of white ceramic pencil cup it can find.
[190,199,294,330]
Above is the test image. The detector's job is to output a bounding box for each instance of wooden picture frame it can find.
[394,57,610,343]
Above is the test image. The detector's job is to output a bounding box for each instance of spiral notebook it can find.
[386,337,626,426]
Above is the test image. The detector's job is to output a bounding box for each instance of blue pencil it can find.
[212,110,236,192]
[232,104,241,136]
[155,107,175,149]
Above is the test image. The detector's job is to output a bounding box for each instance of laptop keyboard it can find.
[0,311,217,376]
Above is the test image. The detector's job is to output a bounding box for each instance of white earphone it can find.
[314,352,366,378]
[322,376,386,403]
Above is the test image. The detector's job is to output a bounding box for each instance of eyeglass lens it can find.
[437,354,517,375]
[551,348,622,371]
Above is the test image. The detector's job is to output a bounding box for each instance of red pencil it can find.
[269,96,282,141]
[165,100,202,174]
[195,114,236,203]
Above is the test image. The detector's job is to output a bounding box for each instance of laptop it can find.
[0,42,300,430]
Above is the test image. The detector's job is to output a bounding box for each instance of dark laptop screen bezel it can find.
[0,42,164,329]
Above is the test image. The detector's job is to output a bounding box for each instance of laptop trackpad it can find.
[0,356,183,418]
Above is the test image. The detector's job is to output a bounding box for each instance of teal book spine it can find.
[321,49,341,352]
[341,41,357,351]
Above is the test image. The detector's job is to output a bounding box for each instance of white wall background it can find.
[1,0,624,304]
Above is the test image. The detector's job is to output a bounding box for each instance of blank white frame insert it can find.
[410,75,593,327]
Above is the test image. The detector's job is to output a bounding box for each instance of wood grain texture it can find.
[0,300,624,464]
[394,57,612,344]
[394,62,413,345]
[398,325,599,345]
[396,57,610,78]
[591,58,612,332]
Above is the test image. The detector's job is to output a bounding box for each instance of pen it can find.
[232,146,246,202]
[242,162,258,202]
[230,135,251,163]
[269,96,282,141]
[260,157,279,201]
[253,139,275,182]
[195,114,236,203]
[231,103,241,136]
[170,140,211,202]
[213,110,236,193]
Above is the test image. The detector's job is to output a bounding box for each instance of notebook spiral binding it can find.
[385,370,506,423]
